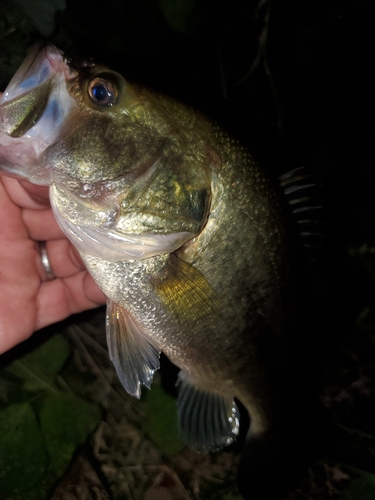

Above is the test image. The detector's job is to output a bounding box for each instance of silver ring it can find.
[39,241,55,281]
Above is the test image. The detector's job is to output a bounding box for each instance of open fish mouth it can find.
[0,43,71,138]
[0,43,78,185]
[0,42,63,106]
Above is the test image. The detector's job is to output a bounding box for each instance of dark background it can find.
[1,1,375,498]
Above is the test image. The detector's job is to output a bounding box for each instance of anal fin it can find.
[106,299,161,398]
[176,371,239,452]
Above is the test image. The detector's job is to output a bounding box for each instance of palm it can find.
[0,176,105,354]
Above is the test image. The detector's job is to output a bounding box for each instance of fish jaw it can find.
[0,43,78,185]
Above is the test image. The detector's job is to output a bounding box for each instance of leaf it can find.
[143,382,184,455]
[342,471,375,500]
[3,334,70,395]
[38,392,101,475]
[21,334,71,378]
[0,403,49,499]
[0,332,102,499]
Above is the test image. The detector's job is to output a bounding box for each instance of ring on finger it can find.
[38,241,55,281]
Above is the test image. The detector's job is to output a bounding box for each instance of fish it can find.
[0,43,310,497]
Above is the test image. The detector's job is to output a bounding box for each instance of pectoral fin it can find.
[176,371,240,452]
[106,299,161,398]
[154,254,221,330]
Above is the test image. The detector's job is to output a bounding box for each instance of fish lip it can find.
[43,44,78,82]
[40,40,62,71]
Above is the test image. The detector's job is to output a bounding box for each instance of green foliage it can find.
[5,334,70,393]
[0,403,49,499]
[143,379,184,455]
[342,472,375,500]
[20,333,70,378]
[0,333,102,499]
[39,392,100,475]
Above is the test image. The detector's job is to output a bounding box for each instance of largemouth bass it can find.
[0,43,307,496]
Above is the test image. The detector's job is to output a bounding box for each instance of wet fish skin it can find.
[0,44,299,455]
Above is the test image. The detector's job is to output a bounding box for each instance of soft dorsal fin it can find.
[106,300,161,398]
[176,371,239,452]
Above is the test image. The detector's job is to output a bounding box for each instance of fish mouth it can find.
[0,42,64,108]
[0,43,79,185]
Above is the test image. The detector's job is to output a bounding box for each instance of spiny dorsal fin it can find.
[278,166,306,182]
[176,371,239,452]
[279,167,327,261]
[106,300,161,398]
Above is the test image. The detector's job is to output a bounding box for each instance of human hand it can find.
[0,174,106,354]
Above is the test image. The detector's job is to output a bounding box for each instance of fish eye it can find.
[88,78,117,106]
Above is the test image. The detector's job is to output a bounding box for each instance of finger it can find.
[36,272,106,331]
[0,271,105,354]
[0,301,37,354]
[1,176,50,209]
[0,240,41,354]
[19,179,50,201]
[42,239,86,278]
[22,207,66,240]
[0,177,28,238]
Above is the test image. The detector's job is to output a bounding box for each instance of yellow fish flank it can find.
[0,43,300,466]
